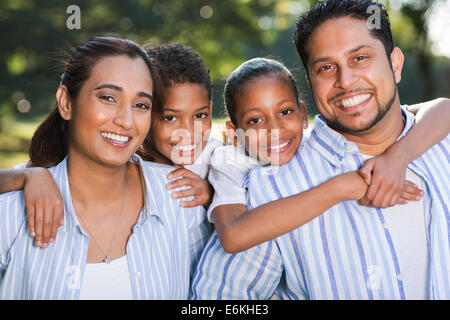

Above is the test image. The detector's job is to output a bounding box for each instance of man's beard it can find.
[325,87,397,135]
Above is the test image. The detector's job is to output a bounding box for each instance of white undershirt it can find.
[361,155,429,299]
[78,255,133,300]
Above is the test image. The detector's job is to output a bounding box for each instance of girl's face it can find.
[62,55,153,167]
[149,83,212,165]
[231,75,307,165]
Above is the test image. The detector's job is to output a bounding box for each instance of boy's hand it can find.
[23,168,64,248]
[166,165,213,208]
[358,155,423,208]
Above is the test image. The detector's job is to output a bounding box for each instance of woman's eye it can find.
[355,55,368,62]
[100,95,116,103]
[135,103,150,110]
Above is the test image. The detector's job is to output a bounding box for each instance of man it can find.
[191,0,449,299]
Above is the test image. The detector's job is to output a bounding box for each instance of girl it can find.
[206,57,450,253]
[0,36,209,299]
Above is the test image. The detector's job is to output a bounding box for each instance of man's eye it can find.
[318,65,333,72]
[100,95,116,103]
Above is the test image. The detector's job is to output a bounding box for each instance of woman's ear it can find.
[56,85,72,120]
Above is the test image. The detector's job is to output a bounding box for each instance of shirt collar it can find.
[57,153,164,234]
[308,106,415,166]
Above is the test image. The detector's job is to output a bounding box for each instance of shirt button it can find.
[383,223,388,229]
[334,155,340,163]
[135,271,141,278]
[397,274,404,281]
[345,145,353,152]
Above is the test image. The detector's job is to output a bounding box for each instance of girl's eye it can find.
[164,115,176,122]
[195,113,208,119]
[135,103,150,110]
[100,95,116,103]
[248,118,261,125]
[355,55,368,62]
[280,109,293,116]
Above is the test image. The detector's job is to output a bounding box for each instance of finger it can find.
[167,167,197,180]
[365,176,382,203]
[34,206,44,248]
[399,190,422,201]
[359,160,375,185]
[180,198,203,208]
[371,183,393,208]
[397,197,409,205]
[26,202,36,237]
[171,187,197,200]
[402,181,423,196]
[42,206,53,247]
[167,177,196,190]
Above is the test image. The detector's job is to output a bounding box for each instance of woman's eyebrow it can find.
[94,84,152,101]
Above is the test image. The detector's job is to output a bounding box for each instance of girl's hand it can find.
[166,165,213,208]
[334,171,368,201]
[23,167,64,248]
[358,154,423,208]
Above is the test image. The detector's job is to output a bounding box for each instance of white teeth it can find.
[101,132,129,143]
[267,140,289,150]
[340,94,371,108]
[175,144,197,151]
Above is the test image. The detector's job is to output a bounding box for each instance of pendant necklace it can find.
[72,171,130,264]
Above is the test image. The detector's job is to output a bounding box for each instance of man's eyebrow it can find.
[94,84,153,101]
[310,45,375,67]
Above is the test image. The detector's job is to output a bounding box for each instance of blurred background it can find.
[0,0,449,168]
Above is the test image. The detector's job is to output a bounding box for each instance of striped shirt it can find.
[0,155,211,299]
[191,108,450,300]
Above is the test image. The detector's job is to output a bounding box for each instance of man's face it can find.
[305,17,403,134]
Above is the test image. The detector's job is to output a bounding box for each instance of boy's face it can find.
[231,75,307,166]
[149,82,212,165]
[305,17,403,135]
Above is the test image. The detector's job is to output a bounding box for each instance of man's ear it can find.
[390,47,404,84]
[56,85,72,120]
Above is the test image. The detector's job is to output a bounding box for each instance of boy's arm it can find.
[359,98,450,207]
[0,167,64,248]
[214,171,367,253]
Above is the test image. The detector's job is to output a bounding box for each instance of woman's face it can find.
[64,55,153,167]
[149,83,212,165]
[232,75,307,165]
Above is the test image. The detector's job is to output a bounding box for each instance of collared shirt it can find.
[0,155,211,299]
[191,108,450,300]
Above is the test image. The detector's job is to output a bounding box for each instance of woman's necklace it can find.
[72,171,130,264]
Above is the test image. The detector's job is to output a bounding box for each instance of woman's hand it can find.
[358,153,423,208]
[166,165,213,209]
[333,171,368,201]
[23,167,64,248]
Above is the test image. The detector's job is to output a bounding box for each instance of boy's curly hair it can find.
[146,43,212,106]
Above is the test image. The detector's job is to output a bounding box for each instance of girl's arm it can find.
[359,98,450,208]
[212,171,367,253]
[0,167,64,248]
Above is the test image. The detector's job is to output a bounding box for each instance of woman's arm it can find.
[359,98,450,207]
[213,171,367,253]
[0,167,64,248]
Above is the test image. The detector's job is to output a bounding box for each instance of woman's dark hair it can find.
[293,0,394,76]
[29,36,161,167]
[146,43,212,107]
[224,57,300,126]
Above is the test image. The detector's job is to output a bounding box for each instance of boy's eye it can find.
[100,95,116,103]
[164,115,176,121]
[195,112,208,119]
[248,118,261,125]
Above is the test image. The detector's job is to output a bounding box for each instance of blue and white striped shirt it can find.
[191,108,450,300]
[0,155,211,299]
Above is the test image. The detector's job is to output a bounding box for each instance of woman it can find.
[0,36,210,299]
